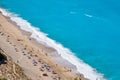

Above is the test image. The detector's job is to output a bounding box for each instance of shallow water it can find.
[0,0,120,80]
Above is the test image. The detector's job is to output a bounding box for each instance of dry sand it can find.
[0,13,88,80]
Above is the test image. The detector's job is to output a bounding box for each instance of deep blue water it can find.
[0,0,120,80]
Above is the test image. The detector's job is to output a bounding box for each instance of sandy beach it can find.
[0,12,88,80]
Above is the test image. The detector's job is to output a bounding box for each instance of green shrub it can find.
[0,78,7,80]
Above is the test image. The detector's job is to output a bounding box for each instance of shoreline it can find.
[0,8,106,80]
[5,11,79,73]
[0,8,88,80]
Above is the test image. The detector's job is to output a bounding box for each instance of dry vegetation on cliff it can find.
[0,52,31,80]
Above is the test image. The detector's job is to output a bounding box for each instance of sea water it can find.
[0,0,120,80]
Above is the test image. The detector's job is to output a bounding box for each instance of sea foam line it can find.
[0,8,106,80]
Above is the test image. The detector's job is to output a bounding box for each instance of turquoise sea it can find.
[0,0,120,80]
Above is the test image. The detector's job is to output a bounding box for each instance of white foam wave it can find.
[0,8,106,80]
[84,14,93,18]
